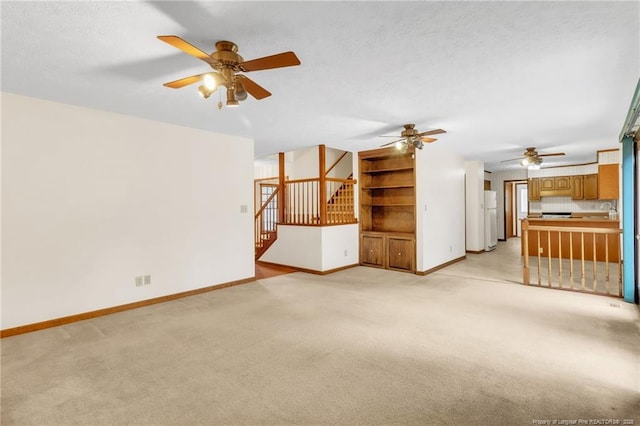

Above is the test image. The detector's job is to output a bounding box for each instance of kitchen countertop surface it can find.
[524,217,619,223]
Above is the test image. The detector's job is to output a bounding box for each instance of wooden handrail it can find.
[284,177,321,184]
[284,177,356,184]
[326,177,357,184]
[325,151,349,177]
[254,187,280,219]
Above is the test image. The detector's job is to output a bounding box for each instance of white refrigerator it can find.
[484,190,497,251]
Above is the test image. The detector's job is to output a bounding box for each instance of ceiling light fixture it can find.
[198,85,212,99]
[195,72,244,109]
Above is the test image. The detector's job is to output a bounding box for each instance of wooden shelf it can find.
[363,203,415,207]
[362,166,414,174]
[359,146,416,273]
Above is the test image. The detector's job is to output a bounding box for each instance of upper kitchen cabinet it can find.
[584,174,598,199]
[571,175,584,200]
[528,178,540,201]
[598,164,619,200]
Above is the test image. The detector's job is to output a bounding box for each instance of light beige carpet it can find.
[2,240,639,425]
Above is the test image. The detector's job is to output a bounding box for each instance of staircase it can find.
[326,175,356,224]
[255,230,277,260]
[255,187,280,260]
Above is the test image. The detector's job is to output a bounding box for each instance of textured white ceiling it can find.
[2,1,638,171]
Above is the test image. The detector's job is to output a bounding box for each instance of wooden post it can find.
[522,219,530,285]
[319,144,327,225]
[278,152,285,224]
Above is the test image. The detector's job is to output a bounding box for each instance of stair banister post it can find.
[278,152,285,224]
[522,219,530,285]
[319,145,327,225]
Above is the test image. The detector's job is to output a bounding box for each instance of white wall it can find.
[326,147,352,179]
[2,93,255,329]
[260,224,358,271]
[286,146,319,179]
[465,161,485,252]
[254,154,279,179]
[416,145,466,272]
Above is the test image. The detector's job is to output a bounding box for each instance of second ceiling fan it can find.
[501,147,565,169]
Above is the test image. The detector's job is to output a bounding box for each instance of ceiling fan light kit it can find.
[158,36,301,109]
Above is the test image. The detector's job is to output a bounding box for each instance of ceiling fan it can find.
[158,36,301,109]
[501,147,565,169]
[379,124,446,150]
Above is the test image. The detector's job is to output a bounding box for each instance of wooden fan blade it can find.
[380,139,404,147]
[417,129,446,137]
[163,73,208,89]
[538,152,565,157]
[239,51,301,72]
[501,157,525,163]
[157,35,216,64]
[236,75,271,99]
[421,137,437,143]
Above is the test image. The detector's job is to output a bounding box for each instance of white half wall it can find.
[259,224,358,272]
[415,145,466,272]
[1,93,255,329]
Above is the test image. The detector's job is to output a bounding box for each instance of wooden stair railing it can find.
[326,174,356,224]
[255,187,280,260]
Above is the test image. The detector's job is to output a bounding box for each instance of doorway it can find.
[515,183,528,236]
[504,180,528,240]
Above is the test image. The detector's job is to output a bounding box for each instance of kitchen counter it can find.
[526,217,617,223]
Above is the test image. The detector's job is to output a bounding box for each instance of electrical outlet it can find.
[539,247,544,254]
[344,249,348,257]
[135,276,143,287]
[144,275,151,285]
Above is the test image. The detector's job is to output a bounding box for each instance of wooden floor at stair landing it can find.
[255,262,297,280]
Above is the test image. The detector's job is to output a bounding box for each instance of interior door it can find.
[504,182,514,239]
[515,183,528,236]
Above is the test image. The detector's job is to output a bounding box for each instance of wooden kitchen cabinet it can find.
[359,146,416,273]
[555,176,571,190]
[598,164,619,200]
[540,178,555,191]
[528,178,540,201]
[584,174,598,199]
[571,175,584,200]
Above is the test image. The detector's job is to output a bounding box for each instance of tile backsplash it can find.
[530,196,617,213]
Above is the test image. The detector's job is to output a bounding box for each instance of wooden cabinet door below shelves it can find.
[387,237,414,271]
[361,235,384,267]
